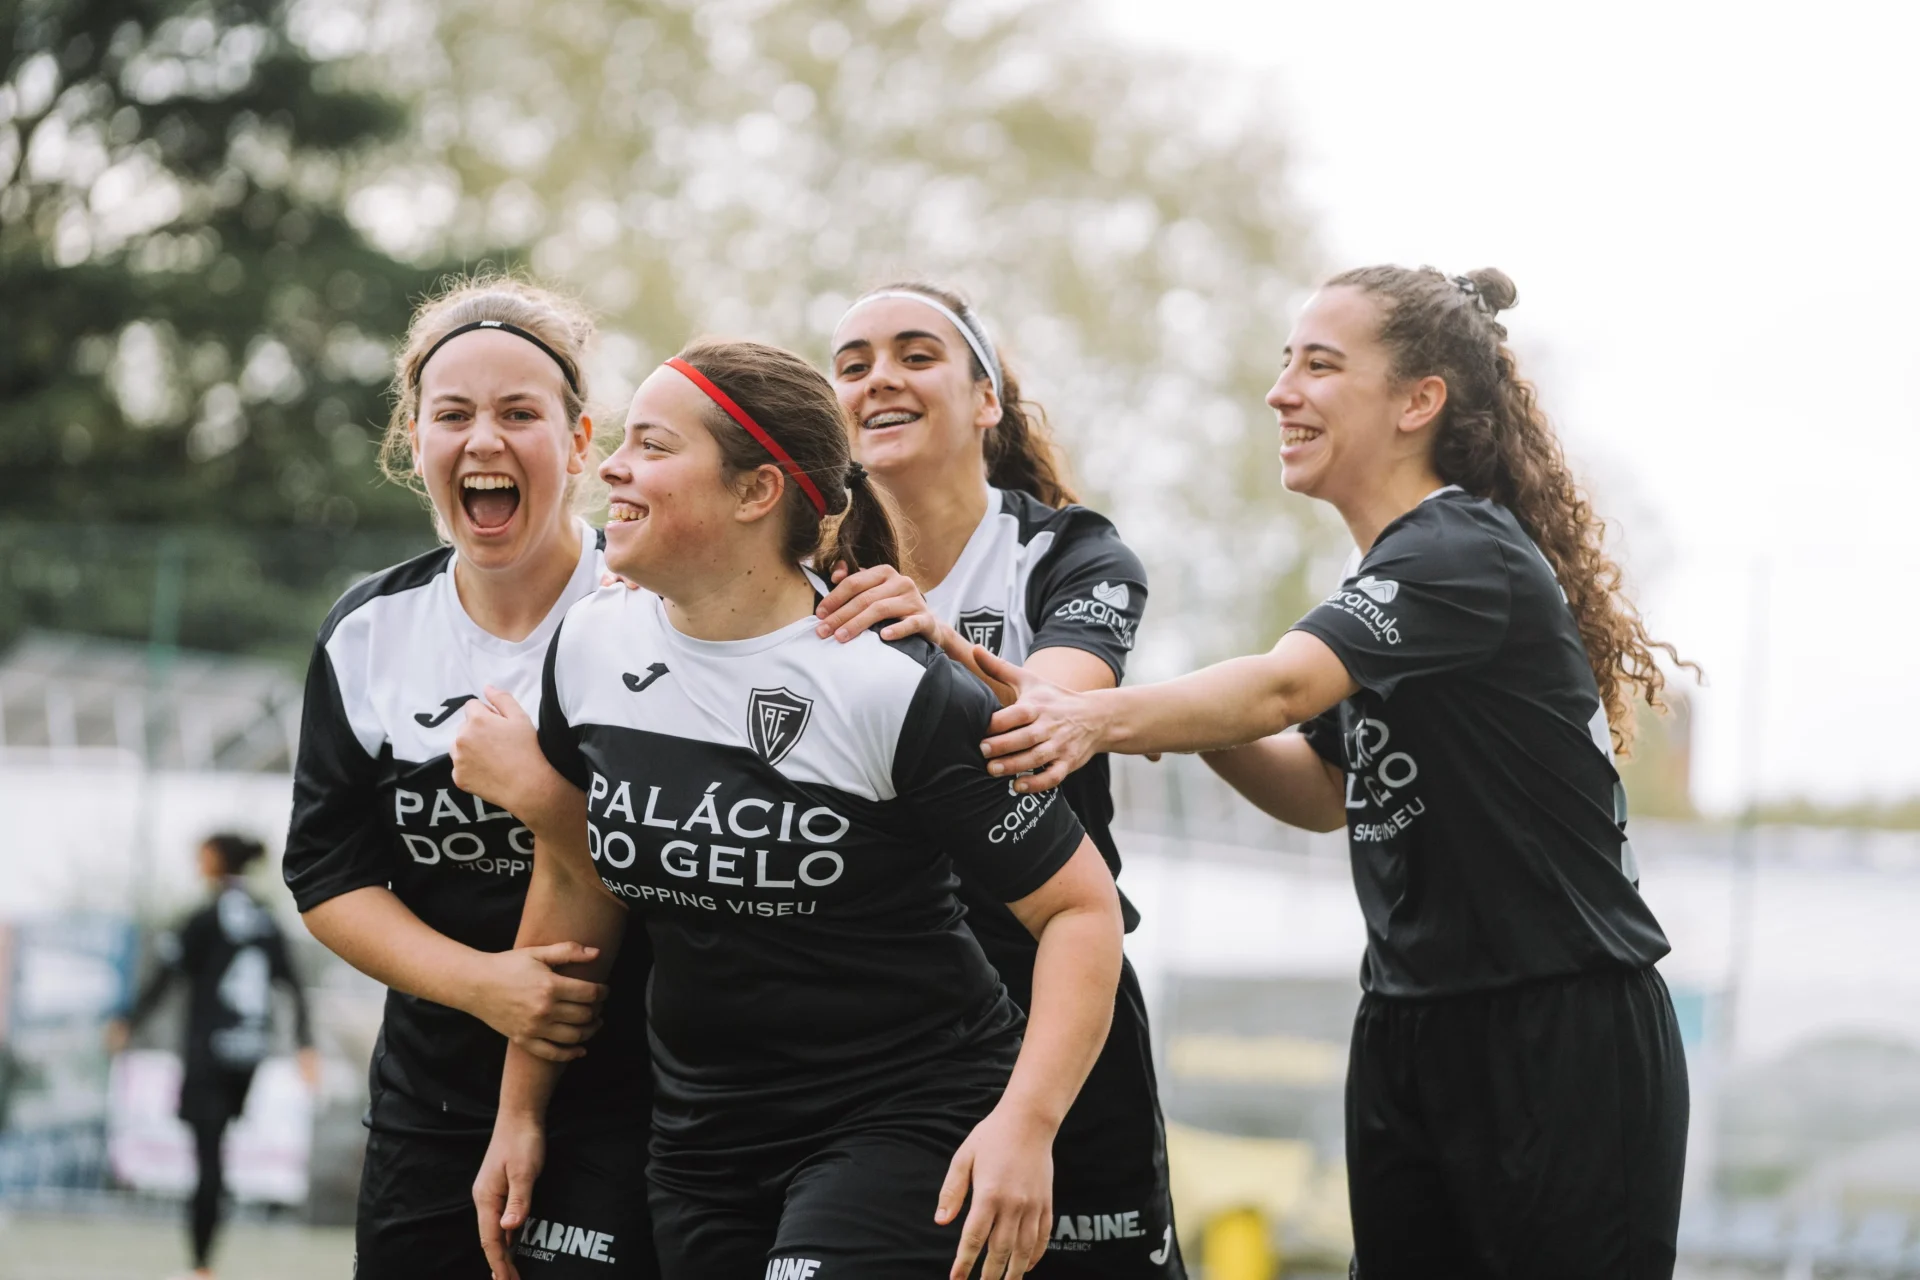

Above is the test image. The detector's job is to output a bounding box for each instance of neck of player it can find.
[660,551,819,644]
[872,464,990,591]
[1334,458,1448,553]
[453,519,582,642]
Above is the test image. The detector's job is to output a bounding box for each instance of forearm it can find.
[498,799,628,1121]
[1099,653,1307,756]
[1201,733,1347,832]
[999,904,1122,1132]
[302,886,496,1012]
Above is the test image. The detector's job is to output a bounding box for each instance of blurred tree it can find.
[0,0,437,657]
[335,0,1338,669]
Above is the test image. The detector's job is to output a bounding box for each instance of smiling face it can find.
[411,329,589,570]
[600,367,779,591]
[829,296,1000,486]
[1266,285,1443,506]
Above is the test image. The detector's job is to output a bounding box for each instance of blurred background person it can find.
[819,282,1183,1277]
[107,831,320,1280]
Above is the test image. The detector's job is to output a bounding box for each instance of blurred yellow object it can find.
[1167,1033,1347,1086]
[1165,1122,1355,1266]
[1202,1206,1276,1280]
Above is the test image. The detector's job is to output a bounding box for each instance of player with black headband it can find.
[108,832,316,1280]
[815,283,1183,1278]
[449,338,1126,1280]
[282,276,656,1279]
[975,267,1691,1279]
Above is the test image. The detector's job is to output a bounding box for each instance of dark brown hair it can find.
[871,281,1078,508]
[676,338,903,574]
[203,832,266,875]
[1327,264,1690,751]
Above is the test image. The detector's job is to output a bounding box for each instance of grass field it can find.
[0,1211,352,1280]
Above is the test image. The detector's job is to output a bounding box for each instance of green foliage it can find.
[339,0,1337,665]
[1,0,439,654]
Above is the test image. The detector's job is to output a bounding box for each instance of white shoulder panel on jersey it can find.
[555,585,931,802]
[325,530,605,764]
[923,489,1058,666]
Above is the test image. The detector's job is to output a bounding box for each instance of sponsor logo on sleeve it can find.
[747,687,813,766]
[957,606,1007,655]
[1320,576,1402,644]
[989,777,1060,844]
[1355,575,1398,603]
[1052,581,1136,648]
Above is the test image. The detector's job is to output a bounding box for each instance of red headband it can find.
[664,357,828,516]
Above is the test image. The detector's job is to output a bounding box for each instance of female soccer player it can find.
[109,832,316,1280]
[977,267,1690,1279]
[450,339,1126,1280]
[814,282,1184,1278]
[281,277,655,1279]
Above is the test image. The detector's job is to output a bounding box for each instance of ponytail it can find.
[817,465,904,575]
[984,360,1077,508]
[1327,264,1693,751]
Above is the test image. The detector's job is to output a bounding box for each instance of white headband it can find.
[841,290,1003,403]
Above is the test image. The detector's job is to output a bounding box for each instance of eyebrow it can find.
[1296,342,1346,358]
[832,329,948,358]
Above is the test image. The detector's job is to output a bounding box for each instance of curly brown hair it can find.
[1327,264,1691,752]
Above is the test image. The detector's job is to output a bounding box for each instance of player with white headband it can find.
[819,282,1186,1278]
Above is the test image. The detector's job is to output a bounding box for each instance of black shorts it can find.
[1033,960,1183,1279]
[648,1058,1008,1280]
[178,1065,256,1127]
[354,1108,655,1280]
[1346,966,1689,1280]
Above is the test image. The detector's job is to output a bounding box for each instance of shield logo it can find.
[957,607,1007,655]
[747,687,814,766]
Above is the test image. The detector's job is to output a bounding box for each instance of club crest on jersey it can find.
[747,687,814,766]
[958,607,1007,655]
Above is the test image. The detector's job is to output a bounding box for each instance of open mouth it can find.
[460,473,520,531]
[862,410,922,430]
[606,500,646,525]
[1280,425,1322,448]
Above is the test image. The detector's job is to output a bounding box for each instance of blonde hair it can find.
[381,272,601,516]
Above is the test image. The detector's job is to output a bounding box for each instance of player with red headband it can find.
[817,282,1185,1277]
[450,338,1127,1280]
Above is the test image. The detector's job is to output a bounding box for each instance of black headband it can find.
[413,319,580,394]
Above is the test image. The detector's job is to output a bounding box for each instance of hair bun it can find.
[1463,268,1517,316]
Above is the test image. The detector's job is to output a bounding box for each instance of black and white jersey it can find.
[1292,488,1671,998]
[923,486,1147,934]
[537,580,1088,1150]
[283,525,649,1133]
[127,881,311,1075]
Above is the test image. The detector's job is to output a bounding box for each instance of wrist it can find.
[992,1086,1068,1138]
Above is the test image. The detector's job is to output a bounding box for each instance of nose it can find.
[1266,367,1301,412]
[599,447,629,484]
[466,411,504,456]
[867,353,906,393]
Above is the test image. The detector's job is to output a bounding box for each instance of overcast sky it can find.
[1098,0,1920,812]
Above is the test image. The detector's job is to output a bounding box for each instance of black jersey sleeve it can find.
[537,624,591,791]
[1289,506,1512,699]
[893,653,1088,903]
[283,639,391,913]
[1298,709,1346,769]
[1024,511,1148,682]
